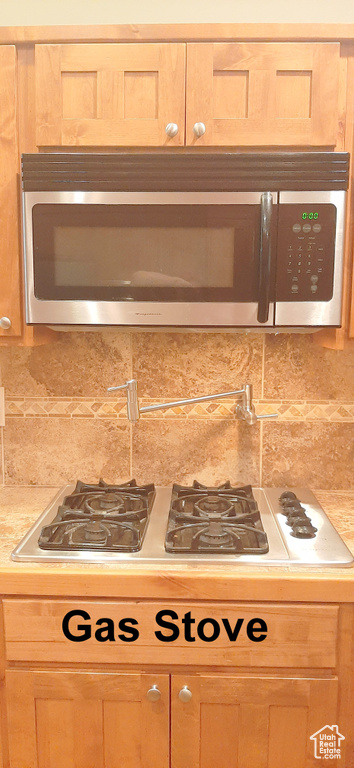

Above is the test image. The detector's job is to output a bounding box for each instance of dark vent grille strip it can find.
[22,152,350,192]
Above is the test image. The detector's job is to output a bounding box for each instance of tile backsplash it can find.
[0,331,353,488]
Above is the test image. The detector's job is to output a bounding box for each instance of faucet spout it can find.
[107,379,278,425]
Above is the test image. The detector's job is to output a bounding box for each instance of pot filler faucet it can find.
[107,380,278,425]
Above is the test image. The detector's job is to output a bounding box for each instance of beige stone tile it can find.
[132,332,263,399]
[4,418,131,486]
[132,418,260,486]
[0,330,131,397]
[262,422,354,489]
[264,334,354,400]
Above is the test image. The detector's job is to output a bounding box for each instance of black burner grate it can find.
[38,479,155,552]
[165,482,269,554]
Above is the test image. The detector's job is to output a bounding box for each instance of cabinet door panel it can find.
[6,670,169,768]
[0,46,22,337]
[171,674,338,768]
[35,43,185,146]
[186,43,340,146]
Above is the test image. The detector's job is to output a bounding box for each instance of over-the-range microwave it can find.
[22,152,349,329]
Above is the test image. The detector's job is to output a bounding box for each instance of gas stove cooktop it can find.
[11,480,353,567]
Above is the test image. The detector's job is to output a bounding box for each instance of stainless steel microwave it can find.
[22,152,349,328]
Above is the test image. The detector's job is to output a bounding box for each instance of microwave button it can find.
[302,223,311,233]
[291,284,299,293]
[292,223,301,233]
[313,223,322,233]
[310,275,319,284]
[311,285,318,293]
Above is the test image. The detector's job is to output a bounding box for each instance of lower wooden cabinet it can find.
[6,670,170,768]
[171,674,339,768]
[5,669,340,768]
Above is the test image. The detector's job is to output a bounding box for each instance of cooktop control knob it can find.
[290,522,318,539]
[279,491,297,504]
[278,491,317,539]
[284,509,308,524]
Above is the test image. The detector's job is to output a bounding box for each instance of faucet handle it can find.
[107,379,140,422]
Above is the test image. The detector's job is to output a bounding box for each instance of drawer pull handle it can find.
[179,686,192,702]
[0,317,11,330]
[147,685,161,702]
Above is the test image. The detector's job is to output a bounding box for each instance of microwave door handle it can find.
[257,192,273,323]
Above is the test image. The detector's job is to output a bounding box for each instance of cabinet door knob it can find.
[0,317,11,330]
[165,123,179,138]
[193,122,206,138]
[147,685,161,702]
[178,686,192,702]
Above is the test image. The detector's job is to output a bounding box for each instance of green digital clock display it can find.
[302,212,319,220]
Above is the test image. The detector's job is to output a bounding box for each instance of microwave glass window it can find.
[53,226,235,288]
[32,204,265,302]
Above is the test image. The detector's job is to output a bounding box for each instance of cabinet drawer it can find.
[3,600,338,668]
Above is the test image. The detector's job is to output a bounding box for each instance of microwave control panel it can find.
[275,204,336,301]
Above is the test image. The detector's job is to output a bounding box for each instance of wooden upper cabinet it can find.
[6,669,169,768]
[35,43,186,146]
[35,42,341,149]
[0,46,22,337]
[171,674,339,768]
[186,42,340,147]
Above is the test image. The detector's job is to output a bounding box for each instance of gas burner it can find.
[83,492,147,517]
[38,479,155,552]
[83,521,108,543]
[194,496,235,518]
[165,481,269,554]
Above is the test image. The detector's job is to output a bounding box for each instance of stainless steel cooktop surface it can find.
[11,485,354,567]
